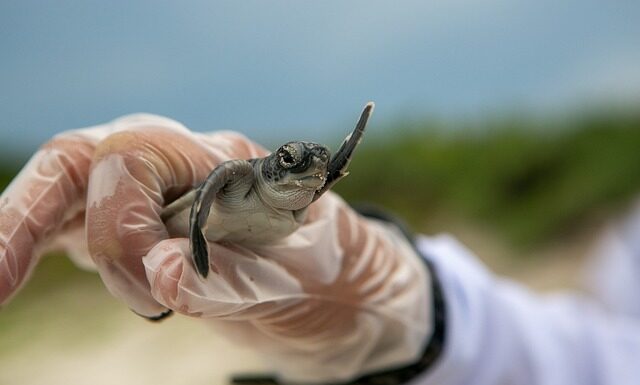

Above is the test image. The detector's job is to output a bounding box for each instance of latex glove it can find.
[0,114,263,317]
[151,192,432,383]
[0,114,432,383]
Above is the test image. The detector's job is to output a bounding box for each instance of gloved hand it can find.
[0,114,432,384]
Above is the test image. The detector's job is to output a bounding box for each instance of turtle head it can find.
[258,141,330,209]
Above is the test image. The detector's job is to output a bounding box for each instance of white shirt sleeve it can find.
[410,234,640,385]
[587,199,640,318]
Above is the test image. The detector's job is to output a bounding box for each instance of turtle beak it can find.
[296,153,329,189]
[312,150,329,173]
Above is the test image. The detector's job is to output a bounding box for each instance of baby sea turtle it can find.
[161,102,373,278]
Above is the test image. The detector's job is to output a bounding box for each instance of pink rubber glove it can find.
[0,114,432,383]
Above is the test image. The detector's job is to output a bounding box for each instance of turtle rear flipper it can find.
[313,102,374,201]
[189,159,255,278]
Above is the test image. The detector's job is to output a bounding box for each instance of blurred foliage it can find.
[335,109,640,247]
[0,165,17,191]
[1,108,640,254]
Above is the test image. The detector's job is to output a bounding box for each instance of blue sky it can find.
[1,1,639,153]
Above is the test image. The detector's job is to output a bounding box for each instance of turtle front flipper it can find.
[313,102,374,201]
[190,159,255,278]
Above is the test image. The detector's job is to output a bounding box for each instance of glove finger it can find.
[86,118,267,318]
[0,126,111,305]
[143,238,304,319]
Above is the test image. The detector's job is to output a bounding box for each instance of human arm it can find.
[410,234,640,385]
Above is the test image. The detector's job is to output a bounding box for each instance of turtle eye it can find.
[278,146,297,168]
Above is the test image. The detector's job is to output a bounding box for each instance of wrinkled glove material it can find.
[0,114,432,384]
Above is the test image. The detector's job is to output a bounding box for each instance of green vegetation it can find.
[335,109,640,247]
[1,108,640,253]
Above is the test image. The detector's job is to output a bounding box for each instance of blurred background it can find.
[1,1,639,384]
